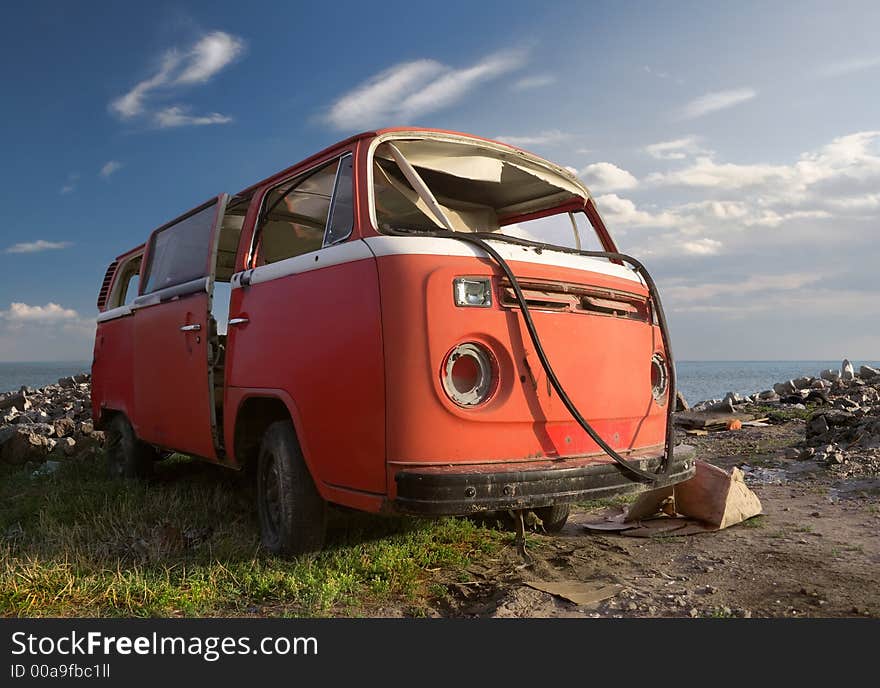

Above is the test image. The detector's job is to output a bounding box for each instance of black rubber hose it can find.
[389,228,676,483]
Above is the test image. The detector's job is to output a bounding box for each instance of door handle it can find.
[228,317,249,326]
[179,324,201,332]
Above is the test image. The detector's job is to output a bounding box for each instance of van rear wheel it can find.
[256,420,327,556]
[105,414,156,479]
[533,504,570,532]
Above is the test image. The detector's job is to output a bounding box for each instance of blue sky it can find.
[1,0,879,361]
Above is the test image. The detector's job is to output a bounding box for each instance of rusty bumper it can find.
[392,444,696,515]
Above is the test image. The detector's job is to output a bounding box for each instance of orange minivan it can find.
[92,128,695,554]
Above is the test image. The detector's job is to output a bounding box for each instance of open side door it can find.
[131,194,229,459]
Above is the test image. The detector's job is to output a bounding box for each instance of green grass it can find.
[576,491,641,510]
[0,457,505,618]
[742,515,766,529]
[749,404,817,423]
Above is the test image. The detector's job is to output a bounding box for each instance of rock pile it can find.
[690,360,880,476]
[0,373,104,465]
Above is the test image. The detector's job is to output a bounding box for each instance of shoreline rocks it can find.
[684,358,880,477]
[0,374,104,466]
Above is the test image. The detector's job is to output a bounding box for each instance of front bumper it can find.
[392,444,696,515]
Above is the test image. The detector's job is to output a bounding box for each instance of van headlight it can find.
[442,343,497,407]
[453,277,492,307]
[651,353,669,404]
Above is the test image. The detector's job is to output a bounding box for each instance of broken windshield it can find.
[370,138,605,251]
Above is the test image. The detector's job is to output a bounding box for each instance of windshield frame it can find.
[366,132,600,250]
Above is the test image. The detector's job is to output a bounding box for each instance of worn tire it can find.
[105,414,155,479]
[256,420,327,556]
[533,504,570,532]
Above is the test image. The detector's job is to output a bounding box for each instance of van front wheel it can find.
[256,420,327,556]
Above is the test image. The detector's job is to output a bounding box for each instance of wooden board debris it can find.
[673,411,757,431]
[523,580,622,606]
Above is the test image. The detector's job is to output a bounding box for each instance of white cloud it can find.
[109,31,242,125]
[100,160,122,178]
[5,240,72,254]
[511,74,556,90]
[494,130,569,147]
[679,88,756,119]
[0,303,94,360]
[595,194,677,228]
[647,131,880,206]
[110,51,181,119]
[325,50,526,130]
[644,136,703,160]
[174,32,244,84]
[154,106,233,128]
[579,162,638,193]
[680,238,722,255]
[647,156,788,189]
[819,55,880,78]
[0,302,79,322]
[825,193,880,210]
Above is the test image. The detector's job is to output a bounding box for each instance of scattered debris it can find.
[582,460,763,537]
[523,580,622,606]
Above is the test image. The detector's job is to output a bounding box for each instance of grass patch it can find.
[0,457,505,617]
[576,491,640,510]
[749,404,817,423]
[742,515,766,529]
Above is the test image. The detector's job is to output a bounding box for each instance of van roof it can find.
[232,127,558,200]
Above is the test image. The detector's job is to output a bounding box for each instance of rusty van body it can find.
[92,128,695,554]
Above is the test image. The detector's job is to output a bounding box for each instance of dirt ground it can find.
[415,421,880,618]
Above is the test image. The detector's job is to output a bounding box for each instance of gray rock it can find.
[53,417,76,438]
[723,392,744,405]
[0,391,31,412]
[28,423,56,438]
[860,365,880,379]
[774,380,797,395]
[841,359,855,381]
[55,437,76,456]
[806,414,830,439]
[705,398,735,413]
[825,452,846,465]
[0,427,48,464]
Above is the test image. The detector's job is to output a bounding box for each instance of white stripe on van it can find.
[96,305,133,323]
[229,235,643,288]
[363,236,643,283]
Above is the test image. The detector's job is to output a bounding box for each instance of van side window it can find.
[255,155,350,265]
[324,154,354,246]
[108,255,142,308]
[122,272,140,305]
[142,202,218,294]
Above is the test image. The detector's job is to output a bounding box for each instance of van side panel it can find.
[226,257,386,495]
[132,294,218,459]
[91,315,136,424]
